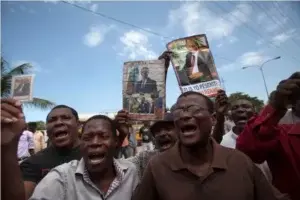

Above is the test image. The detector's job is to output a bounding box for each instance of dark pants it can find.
[117,146,134,159]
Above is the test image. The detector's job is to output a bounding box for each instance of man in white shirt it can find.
[221,98,272,182]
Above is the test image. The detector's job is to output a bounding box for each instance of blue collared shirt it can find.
[29,158,139,200]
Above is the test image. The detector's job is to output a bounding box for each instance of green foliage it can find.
[1,57,56,110]
[29,121,46,130]
[228,92,265,112]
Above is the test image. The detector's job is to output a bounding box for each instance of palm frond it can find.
[23,98,56,110]
[1,57,9,76]
[7,63,33,76]
[1,60,33,97]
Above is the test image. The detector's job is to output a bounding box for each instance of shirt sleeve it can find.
[27,131,35,150]
[132,161,159,200]
[20,157,41,183]
[253,164,290,200]
[126,152,143,179]
[236,105,287,164]
[29,169,65,200]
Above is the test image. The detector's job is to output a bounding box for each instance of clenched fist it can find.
[1,98,26,147]
[270,72,300,110]
[114,109,130,139]
[215,89,229,116]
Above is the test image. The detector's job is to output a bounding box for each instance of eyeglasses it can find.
[172,105,209,117]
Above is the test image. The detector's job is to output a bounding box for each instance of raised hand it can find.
[158,51,172,71]
[1,98,26,147]
[270,72,300,110]
[114,109,130,139]
[215,89,229,117]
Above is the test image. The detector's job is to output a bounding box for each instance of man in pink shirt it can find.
[17,122,36,163]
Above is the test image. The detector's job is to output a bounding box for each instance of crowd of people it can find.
[1,51,300,200]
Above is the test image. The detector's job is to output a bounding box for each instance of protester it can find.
[127,112,177,179]
[139,121,154,151]
[218,91,272,182]
[34,130,45,153]
[132,91,286,200]
[29,115,139,200]
[17,121,36,163]
[236,72,300,200]
[1,101,131,200]
[21,105,82,199]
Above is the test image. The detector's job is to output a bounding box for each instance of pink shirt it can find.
[17,130,35,158]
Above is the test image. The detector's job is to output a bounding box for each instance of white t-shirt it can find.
[279,109,300,124]
[191,51,199,73]
[221,129,273,183]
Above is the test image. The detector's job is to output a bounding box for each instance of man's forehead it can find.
[85,119,111,130]
[48,108,72,117]
[232,99,252,106]
[177,94,207,106]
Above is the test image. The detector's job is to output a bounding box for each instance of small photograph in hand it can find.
[11,74,34,102]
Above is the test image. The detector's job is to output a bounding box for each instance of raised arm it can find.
[158,51,172,81]
[114,110,130,147]
[236,74,300,163]
[211,90,228,143]
[1,98,27,200]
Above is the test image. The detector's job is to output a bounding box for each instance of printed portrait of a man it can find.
[13,77,31,97]
[135,67,158,94]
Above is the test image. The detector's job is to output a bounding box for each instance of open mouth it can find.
[236,115,248,124]
[88,153,105,165]
[158,138,172,149]
[180,124,197,136]
[54,130,69,140]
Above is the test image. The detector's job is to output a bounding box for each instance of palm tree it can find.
[1,57,55,110]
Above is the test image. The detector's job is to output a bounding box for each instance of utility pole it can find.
[221,77,226,91]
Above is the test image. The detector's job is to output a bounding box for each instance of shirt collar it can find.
[228,128,238,140]
[168,138,229,171]
[75,158,129,177]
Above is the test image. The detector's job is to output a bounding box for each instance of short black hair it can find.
[230,99,255,111]
[46,105,79,121]
[177,91,214,113]
[82,115,117,137]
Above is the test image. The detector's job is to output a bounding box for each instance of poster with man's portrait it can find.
[167,34,222,98]
[11,74,34,102]
[123,60,166,121]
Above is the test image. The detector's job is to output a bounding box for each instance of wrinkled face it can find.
[81,119,117,173]
[152,122,177,152]
[173,94,213,147]
[46,108,79,148]
[141,67,149,79]
[231,99,254,129]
